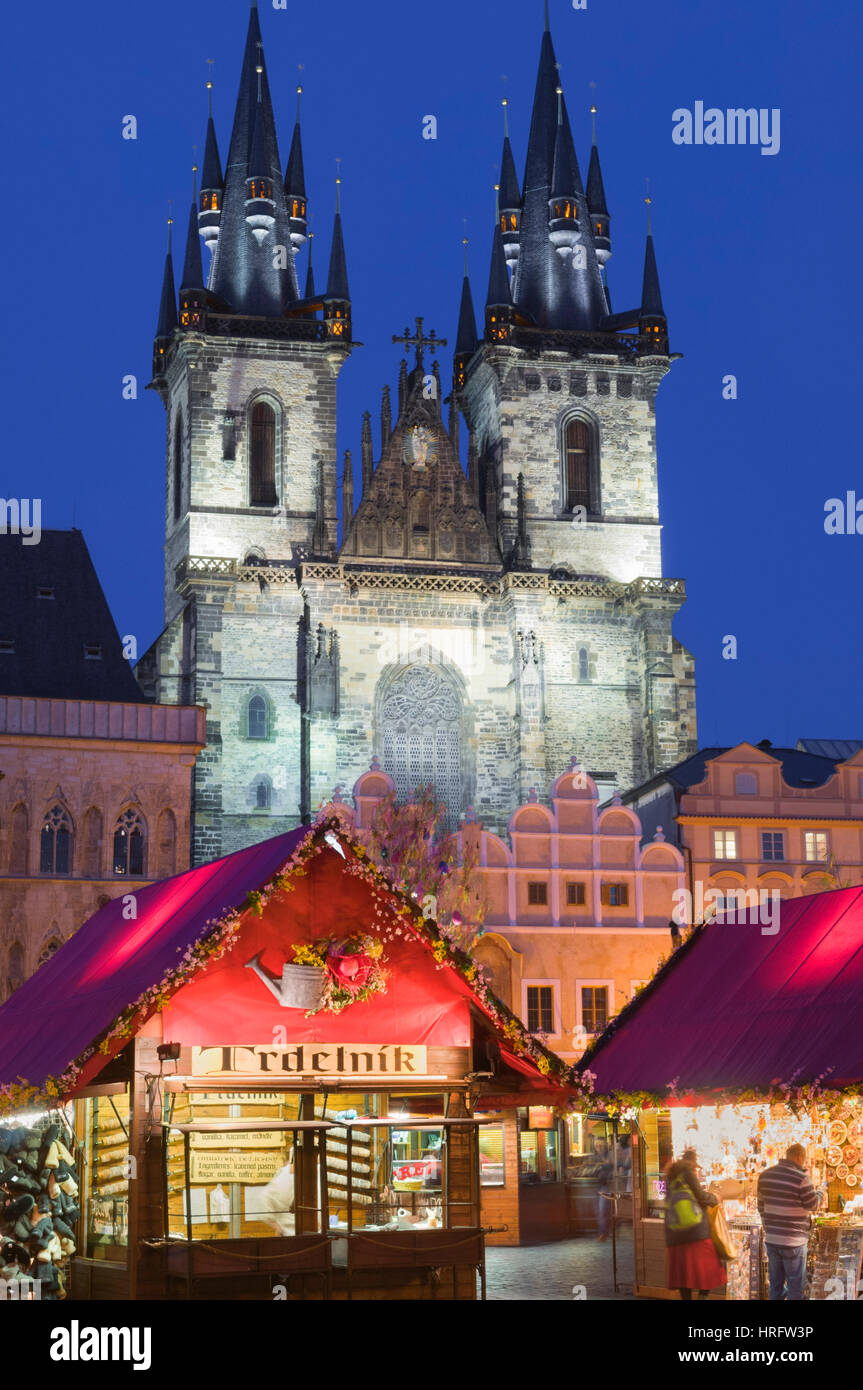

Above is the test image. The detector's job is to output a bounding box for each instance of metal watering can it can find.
[244,952,324,1010]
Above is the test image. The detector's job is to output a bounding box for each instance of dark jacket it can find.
[664,1162,718,1248]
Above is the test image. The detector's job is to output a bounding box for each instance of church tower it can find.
[454,8,696,785]
[144,2,352,862]
[141,1,696,864]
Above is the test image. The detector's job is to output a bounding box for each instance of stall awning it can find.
[579,886,863,1103]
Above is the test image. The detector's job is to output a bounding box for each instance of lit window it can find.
[566,882,586,906]
[526,986,554,1034]
[761,831,785,862]
[601,882,629,907]
[113,808,146,877]
[581,986,608,1034]
[527,881,548,906]
[713,829,738,860]
[804,831,828,863]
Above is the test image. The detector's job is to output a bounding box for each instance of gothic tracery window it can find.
[40,805,73,876]
[250,401,277,506]
[379,665,463,825]
[113,808,146,877]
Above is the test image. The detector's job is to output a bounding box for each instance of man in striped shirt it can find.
[757,1144,824,1300]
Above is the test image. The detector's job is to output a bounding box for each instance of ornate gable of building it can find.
[341,362,499,568]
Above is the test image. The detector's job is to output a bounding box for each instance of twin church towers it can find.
[141,0,697,863]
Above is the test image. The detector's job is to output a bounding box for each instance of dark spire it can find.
[511,18,608,330]
[381,384,392,450]
[641,233,665,317]
[156,219,178,338]
[586,134,608,218]
[550,92,570,203]
[201,112,223,192]
[181,169,205,292]
[209,4,299,314]
[361,412,373,494]
[285,113,306,199]
[456,263,478,356]
[325,179,350,300]
[499,132,521,211]
[304,231,315,298]
[486,220,512,308]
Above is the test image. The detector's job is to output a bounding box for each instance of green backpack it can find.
[667,1176,703,1232]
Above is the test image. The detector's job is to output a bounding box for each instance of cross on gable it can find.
[392,317,448,370]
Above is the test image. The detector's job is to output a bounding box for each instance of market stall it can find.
[575,886,863,1300]
[0,819,574,1300]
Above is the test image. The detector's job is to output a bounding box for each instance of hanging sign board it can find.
[189,1130,284,1150]
[191,1045,429,1079]
[189,1150,284,1185]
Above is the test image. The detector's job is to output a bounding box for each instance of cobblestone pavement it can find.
[486,1232,636,1300]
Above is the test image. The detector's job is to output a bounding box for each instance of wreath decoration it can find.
[291,933,388,1015]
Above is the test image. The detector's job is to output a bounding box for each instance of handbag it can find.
[708,1202,737,1261]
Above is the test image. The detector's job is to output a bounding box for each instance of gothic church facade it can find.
[140,2,697,864]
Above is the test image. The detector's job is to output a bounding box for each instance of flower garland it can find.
[0,820,577,1117]
[290,932,387,1015]
[338,838,579,1095]
[0,823,326,1118]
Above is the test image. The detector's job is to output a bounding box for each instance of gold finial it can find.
[645,177,653,234]
[590,104,597,144]
[206,59,215,117]
[502,96,509,139]
[463,235,469,275]
[296,83,303,122]
[335,157,342,213]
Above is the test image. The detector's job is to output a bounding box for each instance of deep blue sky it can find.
[5,0,861,749]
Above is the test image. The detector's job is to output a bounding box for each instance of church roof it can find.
[207,3,300,314]
[0,530,146,702]
[340,349,499,568]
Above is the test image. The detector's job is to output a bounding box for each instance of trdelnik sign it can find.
[191,1044,429,1078]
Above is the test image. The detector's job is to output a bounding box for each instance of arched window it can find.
[83,807,103,878]
[156,809,177,878]
[40,804,73,875]
[247,695,268,740]
[113,808,146,877]
[578,647,590,682]
[379,664,463,827]
[254,778,272,811]
[173,411,183,522]
[9,805,29,874]
[561,417,594,522]
[250,401,277,506]
[6,942,25,998]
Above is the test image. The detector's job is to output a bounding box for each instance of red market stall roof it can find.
[578,886,863,1107]
[0,822,570,1111]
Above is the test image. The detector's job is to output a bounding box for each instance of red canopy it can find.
[581,887,863,1102]
[0,825,565,1103]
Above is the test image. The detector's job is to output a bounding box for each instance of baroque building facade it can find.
[141,3,697,865]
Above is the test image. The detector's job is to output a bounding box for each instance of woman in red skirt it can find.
[664,1148,727,1300]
